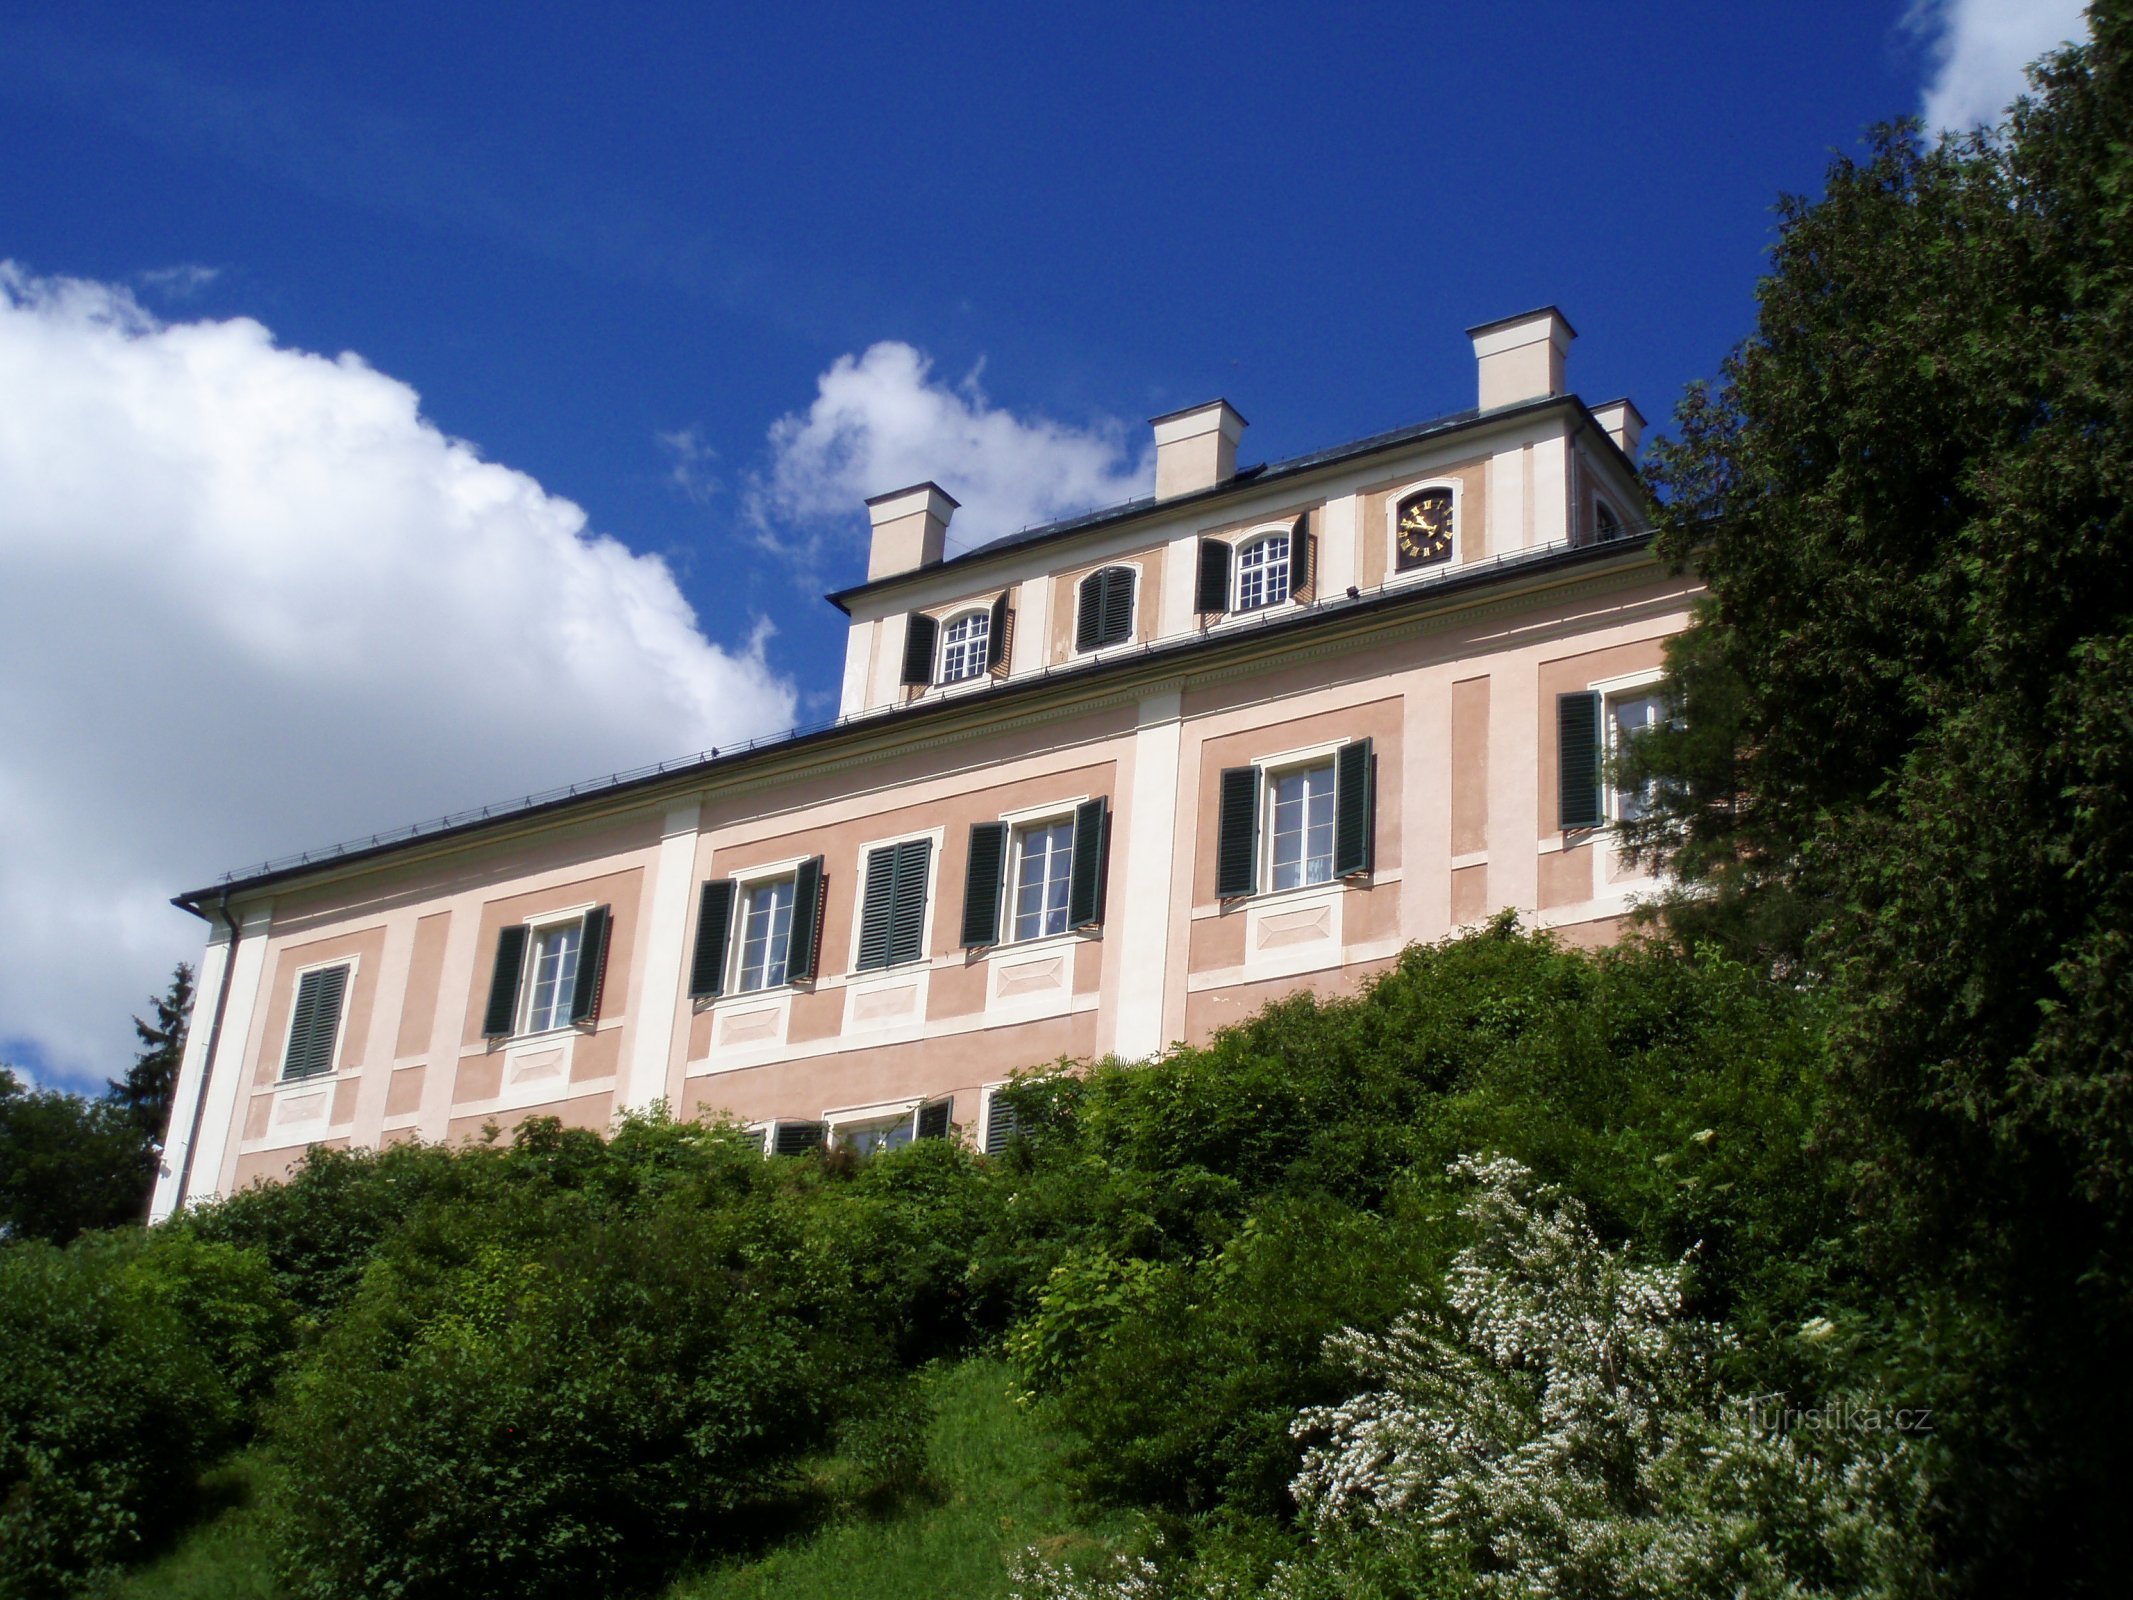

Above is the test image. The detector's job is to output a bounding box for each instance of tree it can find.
[1627,11,2132,1590]
[0,1067,155,1244]
[110,962,193,1147]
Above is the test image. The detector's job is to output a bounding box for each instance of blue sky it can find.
[0,1,2089,1091]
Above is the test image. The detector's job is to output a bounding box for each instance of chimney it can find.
[1590,398,1646,460]
[1150,399,1247,501]
[1467,307,1576,411]
[864,482,959,581]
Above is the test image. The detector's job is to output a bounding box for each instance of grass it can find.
[106,1359,1121,1600]
[665,1357,1127,1600]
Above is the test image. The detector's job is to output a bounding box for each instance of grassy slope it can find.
[112,1359,1117,1600]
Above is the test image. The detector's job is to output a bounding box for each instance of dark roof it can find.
[177,525,1658,910]
[825,393,1602,613]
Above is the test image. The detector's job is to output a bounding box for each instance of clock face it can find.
[1395,491,1454,569]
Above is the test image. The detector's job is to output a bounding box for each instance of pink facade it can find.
[152,308,1687,1219]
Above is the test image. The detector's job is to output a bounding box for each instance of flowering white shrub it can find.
[1287,1155,1922,1599]
[1009,1155,1924,1600]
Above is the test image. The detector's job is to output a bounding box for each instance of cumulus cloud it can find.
[749,341,1151,566]
[1907,0,2091,131]
[0,265,796,1088]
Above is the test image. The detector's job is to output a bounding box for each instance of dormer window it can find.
[1234,533,1291,612]
[1075,566,1137,651]
[938,610,991,684]
[1594,498,1624,542]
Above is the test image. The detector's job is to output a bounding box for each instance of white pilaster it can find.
[1108,688,1183,1061]
[1489,445,1529,556]
[621,799,703,1114]
[149,917,233,1222]
[176,900,274,1210]
[1318,493,1359,597]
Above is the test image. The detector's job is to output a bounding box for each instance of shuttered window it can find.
[482,925,528,1038]
[962,821,1009,948]
[1235,533,1291,611]
[1066,796,1110,929]
[787,856,827,983]
[688,880,736,999]
[987,591,1013,674]
[856,838,932,971]
[1215,765,1261,898]
[1333,738,1377,878]
[983,1084,1021,1156]
[281,964,349,1081]
[1196,538,1232,614]
[1558,692,1604,830]
[770,1120,825,1157]
[938,611,990,683]
[900,613,939,686]
[1289,512,1315,600]
[1076,566,1136,650]
[482,907,611,1038]
[916,1100,952,1141]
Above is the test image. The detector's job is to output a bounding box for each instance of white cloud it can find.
[749,341,1151,566]
[137,263,221,299]
[1907,0,2091,131]
[656,425,721,504]
[0,264,796,1087]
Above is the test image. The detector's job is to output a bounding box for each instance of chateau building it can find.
[151,307,1689,1221]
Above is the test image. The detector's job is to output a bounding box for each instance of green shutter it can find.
[1101,565,1135,644]
[984,1088,1021,1155]
[787,857,826,982]
[482,925,528,1038]
[568,905,611,1025]
[900,613,938,685]
[916,1100,952,1141]
[962,822,1008,948]
[1558,692,1604,829]
[1333,738,1376,877]
[1196,539,1231,613]
[987,592,1012,672]
[1215,765,1260,897]
[888,839,931,966]
[1067,796,1110,928]
[1290,512,1312,593]
[688,880,735,998]
[1075,572,1104,650]
[772,1120,825,1157]
[281,964,349,1080]
[856,843,899,970]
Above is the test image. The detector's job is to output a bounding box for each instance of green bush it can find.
[264,1168,894,1600]
[0,1236,240,1598]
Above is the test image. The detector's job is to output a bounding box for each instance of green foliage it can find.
[1631,21,2133,1589]
[0,1065,156,1243]
[112,962,193,1146]
[0,1235,242,1598]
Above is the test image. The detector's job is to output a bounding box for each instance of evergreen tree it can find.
[1626,10,2132,1589]
[0,1067,154,1243]
[110,962,193,1146]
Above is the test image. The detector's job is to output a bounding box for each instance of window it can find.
[1557,685,1668,830]
[1594,498,1624,543]
[1267,763,1337,890]
[1010,820,1075,940]
[938,609,991,683]
[280,964,350,1081]
[979,1082,1022,1156]
[1607,690,1666,821]
[856,838,933,970]
[829,1098,953,1157]
[481,906,612,1039]
[688,858,825,999]
[960,798,1111,949]
[1075,565,1137,651]
[1215,740,1376,898]
[1234,533,1291,611]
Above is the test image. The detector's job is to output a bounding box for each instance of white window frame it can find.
[517,902,594,1039]
[277,953,359,1083]
[1384,478,1462,577]
[723,855,810,996]
[1073,564,1140,655]
[822,1094,943,1157]
[1592,669,1670,825]
[936,608,992,685]
[1231,527,1294,613]
[1005,814,1078,944]
[1250,737,1347,898]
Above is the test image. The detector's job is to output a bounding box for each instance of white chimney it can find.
[1467,307,1576,411]
[1150,399,1247,501]
[1590,398,1646,460]
[864,482,959,581]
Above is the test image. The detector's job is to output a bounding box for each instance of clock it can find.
[1395,490,1454,569]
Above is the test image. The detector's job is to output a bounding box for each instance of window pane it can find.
[939,611,990,683]
[1011,820,1075,940]
[841,1114,914,1157]
[1235,534,1291,612]
[1610,693,1666,820]
[737,878,796,992]
[524,921,582,1032]
[1270,764,1335,890]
